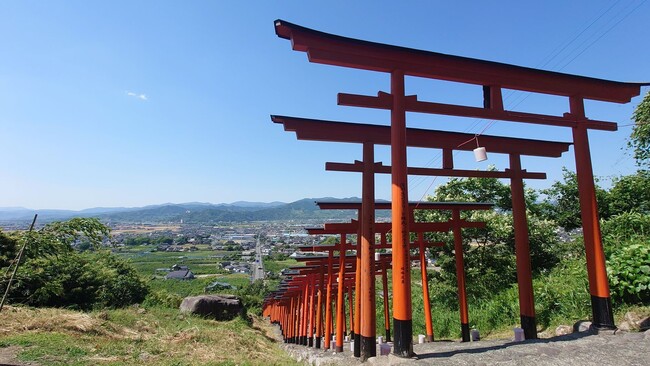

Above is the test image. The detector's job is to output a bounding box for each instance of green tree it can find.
[0,229,17,268]
[629,91,650,169]
[601,211,650,258]
[418,175,561,307]
[2,218,148,310]
[540,168,610,230]
[237,279,273,315]
[608,170,650,215]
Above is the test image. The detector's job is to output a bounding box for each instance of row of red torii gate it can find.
[261,20,647,360]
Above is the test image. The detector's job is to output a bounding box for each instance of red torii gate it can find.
[302,218,447,353]
[293,252,391,350]
[269,271,354,345]
[277,235,444,353]
[267,221,464,353]
[281,202,489,357]
[316,201,492,344]
[284,264,356,346]
[266,218,476,353]
[315,200,489,356]
[273,19,647,357]
[273,114,570,349]
[296,247,396,347]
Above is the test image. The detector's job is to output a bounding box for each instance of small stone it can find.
[624,311,650,331]
[555,325,572,336]
[573,320,592,333]
[617,321,632,332]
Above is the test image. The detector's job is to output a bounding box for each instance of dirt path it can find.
[0,346,38,366]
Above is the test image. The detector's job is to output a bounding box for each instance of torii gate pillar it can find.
[335,233,347,352]
[360,142,377,360]
[509,154,537,339]
[570,97,615,329]
[390,70,414,357]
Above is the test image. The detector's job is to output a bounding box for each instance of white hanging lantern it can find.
[473,135,488,162]
[473,146,488,162]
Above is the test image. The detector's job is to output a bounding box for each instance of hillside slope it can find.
[0,306,300,366]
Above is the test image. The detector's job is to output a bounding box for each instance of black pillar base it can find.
[315,337,321,349]
[308,336,314,347]
[461,323,470,342]
[591,295,616,329]
[335,345,344,353]
[392,318,415,358]
[521,315,537,339]
[354,333,361,357]
[301,336,307,345]
[360,335,377,361]
[385,329,391,342]
[426,334,434,342]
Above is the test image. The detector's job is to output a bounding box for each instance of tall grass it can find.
[372,258,595,340]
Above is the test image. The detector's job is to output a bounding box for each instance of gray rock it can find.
[179,294,243,320]
[573,320,592,333]
[640,317,650,331]
[555,325,572,336]
[624,311,650,331]
[617,320,632,332]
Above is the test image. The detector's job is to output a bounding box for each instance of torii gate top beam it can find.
[274,19,647,103]
[272,115,570,158]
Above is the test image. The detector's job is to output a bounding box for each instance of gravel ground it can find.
[280,329,650,366]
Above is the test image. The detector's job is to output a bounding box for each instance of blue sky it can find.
[1,1,648,210]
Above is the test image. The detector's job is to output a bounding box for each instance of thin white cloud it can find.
[125,91,148,101]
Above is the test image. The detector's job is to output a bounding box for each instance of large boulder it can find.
[180,294,243,320]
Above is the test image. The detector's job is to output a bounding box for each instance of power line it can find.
[558,0,648,72]
[409,1,647,201]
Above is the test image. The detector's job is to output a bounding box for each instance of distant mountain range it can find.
[0,198,390,224]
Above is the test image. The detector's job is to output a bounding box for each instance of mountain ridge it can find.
[0,198,384,223]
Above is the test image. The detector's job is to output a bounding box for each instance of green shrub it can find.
[9,251,148,310]
[2,218,148,310]
[607,242,650,304]
[142,289,183,308]
[601,212,650,256]
[238,279,274,315]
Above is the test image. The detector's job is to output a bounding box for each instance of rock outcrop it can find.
[180,294,243,320]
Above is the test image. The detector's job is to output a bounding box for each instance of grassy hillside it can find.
[0,306,301,366]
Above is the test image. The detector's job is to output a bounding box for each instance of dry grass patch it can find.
[0,305,300,366]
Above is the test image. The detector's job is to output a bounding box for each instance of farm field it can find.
[114,244,251,296]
